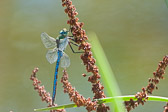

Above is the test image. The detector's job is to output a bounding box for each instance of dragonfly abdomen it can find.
[52,50,63,104]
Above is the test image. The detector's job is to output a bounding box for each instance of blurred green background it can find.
[1,0,168,112]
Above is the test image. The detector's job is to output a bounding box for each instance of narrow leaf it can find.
[34,103,77,111]
[89,32,125,112]
[34,96,168,111]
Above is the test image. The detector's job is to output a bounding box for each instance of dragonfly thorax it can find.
[58,37,69,51]
[58,35,66,40]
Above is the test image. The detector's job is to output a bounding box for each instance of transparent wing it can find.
[41,32,56,48]
[59,37,69,51]
[46,48,58,64]
[60,52,70,68]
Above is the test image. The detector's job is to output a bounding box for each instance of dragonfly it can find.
[41,28,81,105]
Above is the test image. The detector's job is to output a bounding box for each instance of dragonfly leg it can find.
[69,41,80,47]
[68,24,72,33]
[68,42,84,53]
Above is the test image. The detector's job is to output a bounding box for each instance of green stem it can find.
[34,95,168,111]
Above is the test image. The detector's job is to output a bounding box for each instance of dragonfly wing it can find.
[60,52,70,68]
[59,37,69,51]
[46,48,58,64]
[41,32,56,48]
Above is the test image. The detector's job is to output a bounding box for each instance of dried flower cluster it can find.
[61,69,110,112]
[124,55,168,112]
[30,68,66,112]
[61,70,97,112]
[124,88,148,112]
[62,0,109,111]
[163,103,168,112]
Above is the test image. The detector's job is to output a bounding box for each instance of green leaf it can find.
[88,32,125,112]
[95,95,168,103]
[34,96,168,111]
[34,103,77,111]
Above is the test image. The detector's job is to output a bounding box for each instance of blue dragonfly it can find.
[41,28,73,105]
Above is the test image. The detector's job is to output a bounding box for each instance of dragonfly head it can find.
[59,28,69,37]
